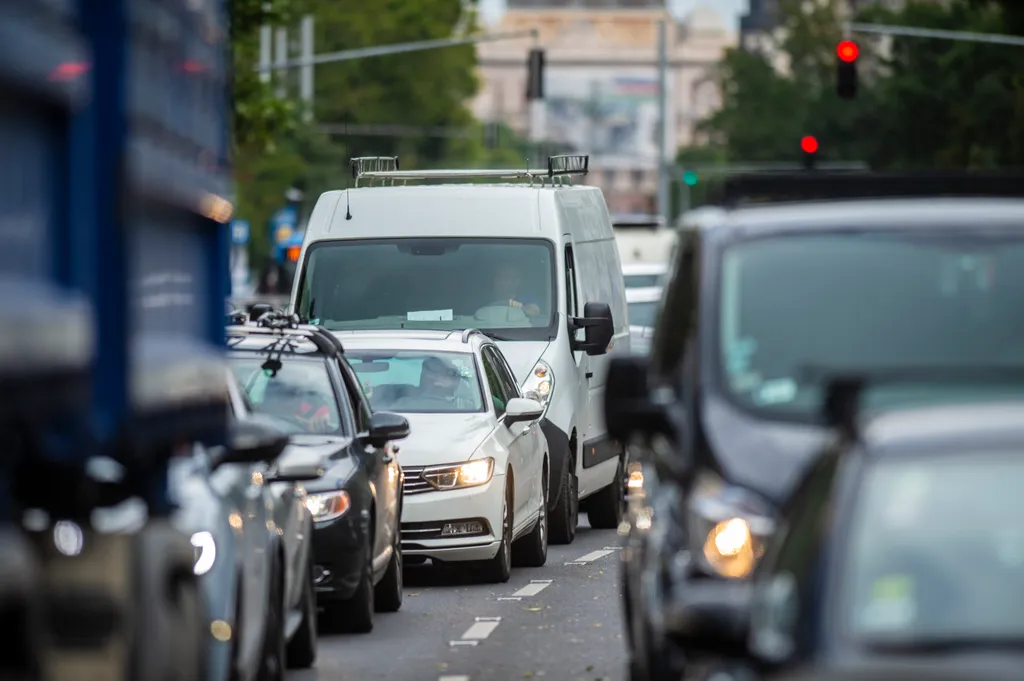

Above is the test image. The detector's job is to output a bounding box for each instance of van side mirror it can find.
[666,581,753,657]
[214,418,289,469]
[571,302,614,356]
[363,411,410,448]
[604,356,669,440]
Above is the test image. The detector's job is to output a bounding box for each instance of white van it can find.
[289,155,630,544]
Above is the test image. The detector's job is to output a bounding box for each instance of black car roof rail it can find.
[808,365,1024,438]
[712,171,1024,208]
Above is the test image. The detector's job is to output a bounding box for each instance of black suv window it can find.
[337,359,373,433]
[229,354,342,434]
[651,227,699,382]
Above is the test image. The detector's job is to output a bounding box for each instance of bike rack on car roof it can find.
[711,171,1024,208]
[226,310,344,356]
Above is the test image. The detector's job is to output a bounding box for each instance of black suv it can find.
[604,172,1024,681]
[227,309,410,633]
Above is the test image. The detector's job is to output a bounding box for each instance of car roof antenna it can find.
[345,113,353,220]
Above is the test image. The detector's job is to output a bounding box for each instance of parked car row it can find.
[608,172,1024,681]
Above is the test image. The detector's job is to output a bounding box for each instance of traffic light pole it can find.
[256,28,539,72]
[846,22,1024,48]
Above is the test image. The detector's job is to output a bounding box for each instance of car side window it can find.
[564,244,579,318]
[480,348,510,417]
[337,359,373,433]
[490,347,521,400]
[651,227,699,382]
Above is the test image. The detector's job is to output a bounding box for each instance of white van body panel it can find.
[291,182,629,509]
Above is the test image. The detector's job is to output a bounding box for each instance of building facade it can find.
[472,1,734,213]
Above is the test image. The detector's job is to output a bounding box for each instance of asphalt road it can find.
[289,514,626,681]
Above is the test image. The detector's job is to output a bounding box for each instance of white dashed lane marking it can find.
[438,676,470,681]
[512,579,552,597]
[450,616,502,646]
[565,548,617,565]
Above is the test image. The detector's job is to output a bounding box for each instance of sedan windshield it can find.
[296,238,556,341]
[348,350,485,414]
[229,356,342,434]
[719,232,1024,415]
[842,453,1024,642]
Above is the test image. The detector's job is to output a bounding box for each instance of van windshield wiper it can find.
[479,330,512,341]
[862,635,1024,654]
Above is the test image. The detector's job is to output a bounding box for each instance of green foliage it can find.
[681,0,1024,177]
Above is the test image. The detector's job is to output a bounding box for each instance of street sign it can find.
[231,219,250,245]
[271,206,298,245]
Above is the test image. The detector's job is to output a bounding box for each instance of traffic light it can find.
[683,170,698,186]
[526,48,545,100]
[801,135,818,169]
[836,40,858,99]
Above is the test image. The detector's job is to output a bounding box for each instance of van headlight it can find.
[423,458,494,490]
[687,473,776,580]
[190,531,217,576]
[521,360,554,407]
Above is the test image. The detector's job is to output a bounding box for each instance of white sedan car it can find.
[337,328,549,583]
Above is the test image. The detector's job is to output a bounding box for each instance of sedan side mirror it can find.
[604,355,669,441]
[213,418,290,469]
[504,397,544,427]
[363,411,410,449]
[571,302,614,356]
[665,580,753,657]
[266,460,325,484]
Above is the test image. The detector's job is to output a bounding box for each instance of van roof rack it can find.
[351,156,399,179]
[353,154,590,188]
[227,312,344,356]
[712,171,1024,208]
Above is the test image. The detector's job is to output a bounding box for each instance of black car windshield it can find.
[296,238,557,341]
[718,231,1024,415]
[842,452,1024,643]
[229,355,342,434]
[628,300,658,328]
[348,350,486,414]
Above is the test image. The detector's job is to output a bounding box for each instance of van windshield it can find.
[718,230,1024,416]
[296,238,557,341]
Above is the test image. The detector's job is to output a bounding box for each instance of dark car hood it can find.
[701,394,829,505]
[285,434,360,493]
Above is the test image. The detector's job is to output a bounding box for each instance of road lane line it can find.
[572,549,616,563]
[448,640,478,647]
[439,676,470,681]
[496,596,522,601]
[459,617,502,640]
[603,546,621,550]
[512,580,552,597]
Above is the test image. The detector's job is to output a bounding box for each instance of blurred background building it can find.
[473,0,734,213]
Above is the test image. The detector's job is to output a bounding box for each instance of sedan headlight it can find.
[190,531,217,576]
[687,473,776,580]
[306,491,351,523]
[423,457,494,491]
[521,360,554,407]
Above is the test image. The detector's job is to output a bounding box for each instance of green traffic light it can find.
[683,170,698,186]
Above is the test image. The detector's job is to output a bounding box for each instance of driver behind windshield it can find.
[488,263,542,319]
[418,356,461,401]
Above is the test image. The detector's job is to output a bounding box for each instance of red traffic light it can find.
[837,40,859,63]
[801,136,819,154]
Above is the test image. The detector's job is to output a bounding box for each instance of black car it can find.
[227,311,410,633]
[605,172,1024,681]
[666,375,1024,681]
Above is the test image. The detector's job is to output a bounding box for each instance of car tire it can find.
[374,528,403,613]
[513,464,548,568]
[257,556,286,681]
[325,539,374,633]
[476,482,513,583]
[585,459,625,530]
[548,456,578,545]
[285,559,317,669]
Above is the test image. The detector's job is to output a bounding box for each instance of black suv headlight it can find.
[687,472,776,579]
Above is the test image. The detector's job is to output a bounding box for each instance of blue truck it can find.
[0,2,232,677]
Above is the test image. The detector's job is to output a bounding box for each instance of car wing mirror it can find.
[571,302,614,356]
[504,397,544,427]
[362,411,410,448]
[213,418,289,469]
